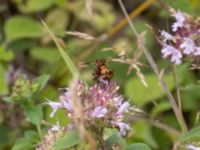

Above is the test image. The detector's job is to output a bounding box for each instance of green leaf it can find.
[0,64,8,95]
[15,0,55,13]
[0,4,7,13]
[45,8,69,35]
[0,45,14,61]
[32,74,50,93]
[74,1,115,31]
[132,121,158,148]
[158,0,194,17]
[5,16,43,42]
[12,138,34,150]
[178,126,200,142]
[125,143,151,150]
[41,20,79,76]
[163,0,193,14]
[24,105,43,126]
[182,84,200,96]
[30,47,60,63]
[24,131,39,143]
[151,101,171,117]
[53,130,80,150]
[125,74,175,106]
[181,84,200,110]
[104,128,127,148]
[106,132,127,148]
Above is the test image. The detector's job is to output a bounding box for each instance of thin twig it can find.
[118,0,187,133]
[78,0,156,61]
[173,65,182,110]
[70,77,97,150]
[129,114,181,137]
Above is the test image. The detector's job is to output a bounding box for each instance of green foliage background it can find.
[0,0,200,149]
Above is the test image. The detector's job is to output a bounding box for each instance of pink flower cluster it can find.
[47,81,131,136]
[160,10,200,65]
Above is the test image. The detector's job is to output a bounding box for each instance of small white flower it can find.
[62,101,72,112]
[160,30,175,42]
[67,123,74,130]
[172,11,185,31]
[171,50,182,65]
[187,144,200,150]
[117,101,130,115]
[194,47,200,56]
[112,96,123,107]
[46,100,62,118]
[161,44,182,64]
[91,106,108,118]
[180,38,196,55]
[59,94,73,111]
[51,121,60,131]
[111,121,130,136]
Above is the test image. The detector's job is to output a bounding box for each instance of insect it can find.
[93,58,114,83]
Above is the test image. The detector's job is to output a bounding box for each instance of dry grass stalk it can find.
[111,58,148,87]
[69,77,97,150]
[127,31,145,74]
[66,31,95,40]
[118,0,187,132]
[85,0,94,17]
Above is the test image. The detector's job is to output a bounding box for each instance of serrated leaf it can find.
[125,143,151,150]
[32,74,50,93]
[24,105,43,126]
[53,130,80,150]
[179,126,200,142]
[5,16,43,42]
[125,74,175,106]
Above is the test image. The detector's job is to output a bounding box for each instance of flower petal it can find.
[91,106,108,118]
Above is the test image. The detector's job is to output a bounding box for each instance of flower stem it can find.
[173,65,182,111]
[118,0,187,133]
[37,125,43,143]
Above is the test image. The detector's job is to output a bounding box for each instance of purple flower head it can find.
[160,30,175,42]
[180,38,196,55]
[59,93,73,112]
[111,121,130,136]
[91,106,108,118]
[47,79,132,136]
[187,144,200,150]
[89,81,119,106]
[113,96,123,107]
[172,11,185,31]
[194,47,200,56]
[116,101,130,115]
[160,10,200,66]
[161,44,182,64]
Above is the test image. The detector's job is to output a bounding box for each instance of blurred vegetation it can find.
[0,0,200,149]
